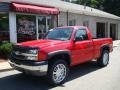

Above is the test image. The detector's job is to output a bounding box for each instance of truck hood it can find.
[17,39,67,48]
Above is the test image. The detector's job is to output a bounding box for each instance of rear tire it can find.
[97,50,109,67]
[47,59,69,86]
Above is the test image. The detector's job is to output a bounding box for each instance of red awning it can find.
[11,3,59,15]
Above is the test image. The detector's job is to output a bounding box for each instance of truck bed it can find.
[92,38,113,59]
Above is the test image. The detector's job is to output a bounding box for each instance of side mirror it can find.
[74,36,83,42]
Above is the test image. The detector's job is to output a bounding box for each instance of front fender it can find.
[47,50,71,59]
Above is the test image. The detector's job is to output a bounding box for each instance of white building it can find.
[0,0,120,43]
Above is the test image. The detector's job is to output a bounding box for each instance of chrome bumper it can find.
[8,60,48,76]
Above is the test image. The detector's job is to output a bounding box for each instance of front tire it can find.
[97,50,109,67]
[47,59,69,86]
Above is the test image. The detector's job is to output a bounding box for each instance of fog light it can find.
[27,56,37,60]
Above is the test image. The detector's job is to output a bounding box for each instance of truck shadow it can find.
[0,61,102,90]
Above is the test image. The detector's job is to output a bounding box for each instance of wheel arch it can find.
[100,44,110,57]
[47,50,71,66]
[97,45,110,67]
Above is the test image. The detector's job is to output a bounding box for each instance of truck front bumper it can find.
[8,60,48,76]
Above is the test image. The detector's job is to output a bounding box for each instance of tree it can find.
[103,0,120,16]
[73,0,120,16]
[73,0,102,8]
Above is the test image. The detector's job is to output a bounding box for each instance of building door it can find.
[38,16,47,39]
[97,22,106,38]
[110,24,117,40]
[38,16,55,39]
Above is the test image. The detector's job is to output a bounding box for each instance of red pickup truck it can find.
[9,26,113,85]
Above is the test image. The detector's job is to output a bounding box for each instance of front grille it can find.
[13,45,38,53]
[11,52,26,60]
[11,45,39,60]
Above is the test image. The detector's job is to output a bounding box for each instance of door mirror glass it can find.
[74,29,88,42]
[75,36,83,41]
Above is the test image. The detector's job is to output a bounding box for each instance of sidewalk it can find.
[0,40,120,72]
[0,60,13,72]
[113,40,120,47]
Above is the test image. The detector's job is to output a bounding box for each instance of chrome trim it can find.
[8,60,48,73]
[48,49,70,55]
[15,52,37,57]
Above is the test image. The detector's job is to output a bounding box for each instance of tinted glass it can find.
[75,29,88,41]
[45,28,73,41]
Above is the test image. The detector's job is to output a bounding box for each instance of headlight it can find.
[26,49,38,60]
[28,49,38,54]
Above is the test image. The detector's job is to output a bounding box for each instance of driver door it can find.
[72,29,93,65]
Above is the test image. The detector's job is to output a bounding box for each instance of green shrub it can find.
[0,42,14,58]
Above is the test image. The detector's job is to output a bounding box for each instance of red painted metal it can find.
[17,26,113,66]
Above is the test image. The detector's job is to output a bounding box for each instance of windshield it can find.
[44,28,73,41]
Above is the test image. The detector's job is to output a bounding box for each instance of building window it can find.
[69,20,76,26]
[83,21,89,27]
[47,16,55,30]
[0,13,9,42]
[16,14,36,43]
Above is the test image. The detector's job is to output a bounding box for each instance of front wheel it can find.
[47,59,69,86]
[97,50,109,67]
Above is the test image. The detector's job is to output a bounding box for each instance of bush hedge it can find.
[0,42,14,59]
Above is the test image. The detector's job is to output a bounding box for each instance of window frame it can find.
[69,19,76,26]
[74,28,89,41]
[16,14,37,43]
[0,13,10,42]
[83,20,89,27]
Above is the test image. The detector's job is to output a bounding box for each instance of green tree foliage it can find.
[73,0,104,8]
[0,42,13,58]
[73,0,120,16]
[103,0,120,16]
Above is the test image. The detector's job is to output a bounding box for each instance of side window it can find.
[69,20,76,26]
[75,29,88,41]
[83,21,89,27]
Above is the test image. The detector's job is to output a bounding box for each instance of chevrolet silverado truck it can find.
[9,26,113,85]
